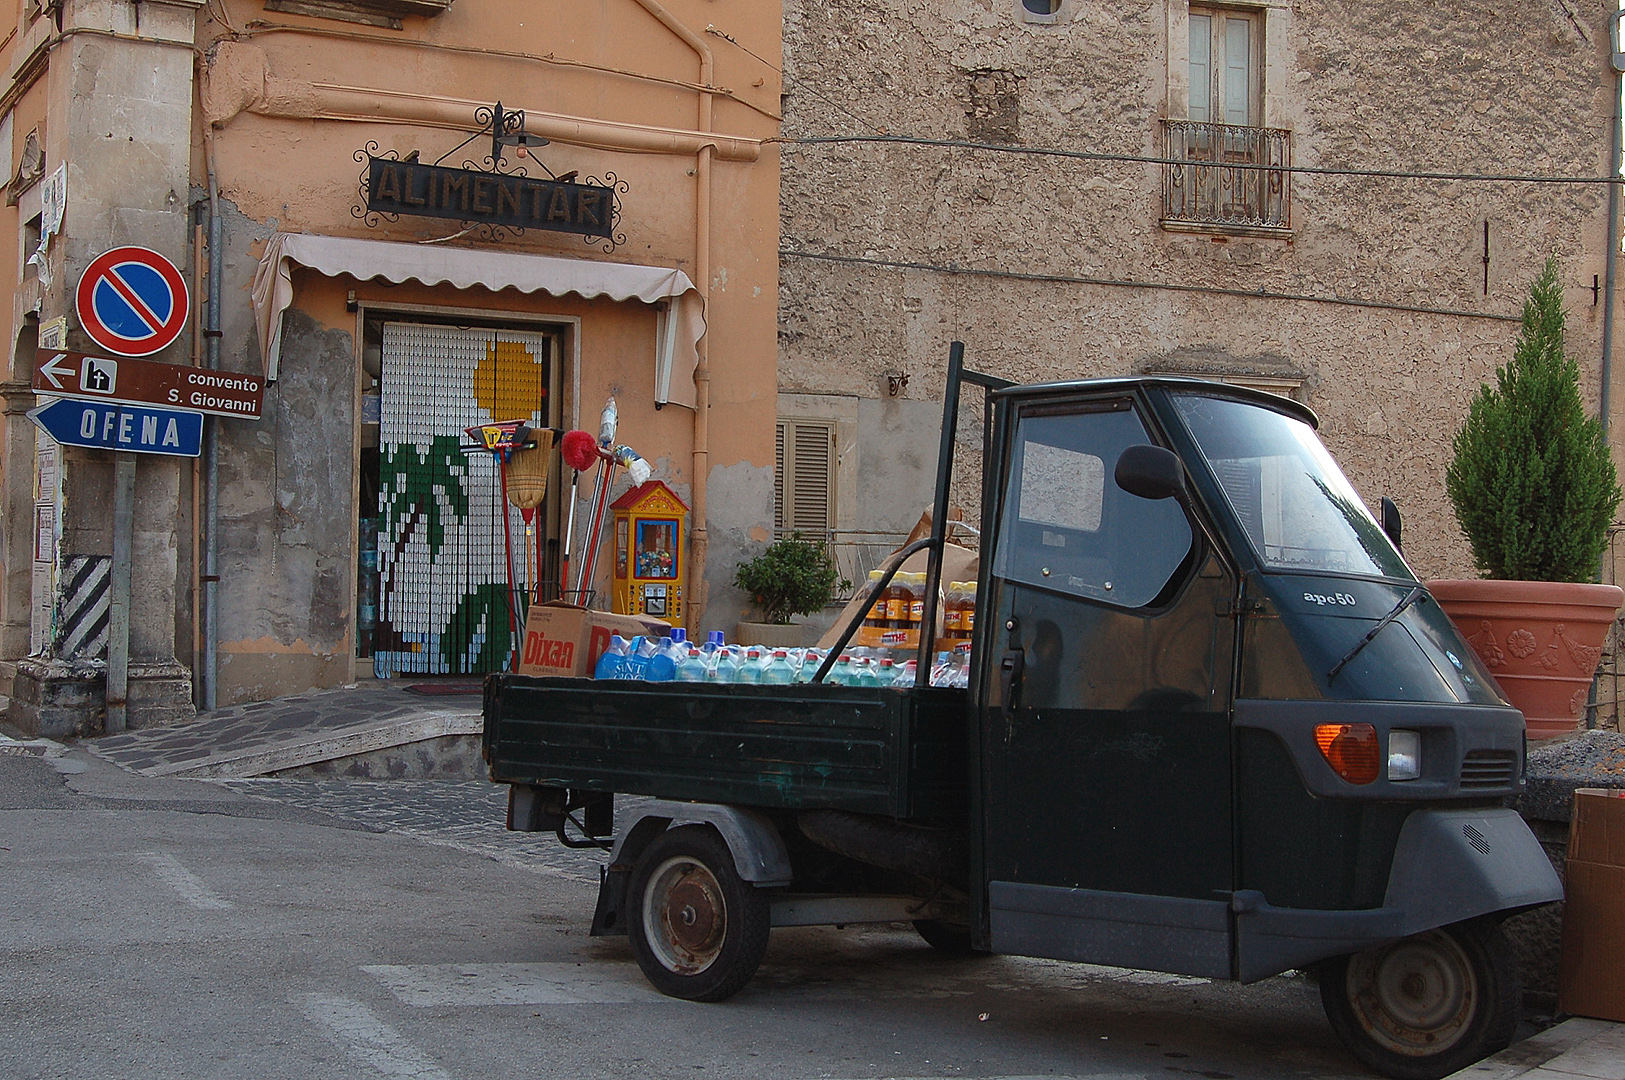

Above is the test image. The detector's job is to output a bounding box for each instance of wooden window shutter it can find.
[774,420,834,533]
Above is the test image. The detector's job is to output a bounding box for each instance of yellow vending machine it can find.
[611,480,689,629]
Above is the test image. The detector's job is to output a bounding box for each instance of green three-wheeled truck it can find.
[483,345,1562,1080]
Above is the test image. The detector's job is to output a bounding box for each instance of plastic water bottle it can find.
[875,658,897,686]
[645,636,678,682]
[852,657,881,688]
[893,659,918,687]
[736,647,765,684]
[795,648,824,683]
[708,644,741,683]
[929,650,953,688]
[594,634,631,680]
[676,646,707,683]
[951,643,973,688]
[761,649,796,685]
[825,654,853,686]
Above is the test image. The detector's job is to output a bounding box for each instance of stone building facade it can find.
[776,0,1620,584]
[1,0,783,736]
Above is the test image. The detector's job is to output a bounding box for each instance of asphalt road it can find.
[0,744,1372,1080]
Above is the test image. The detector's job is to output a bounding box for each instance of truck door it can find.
[980,395,1237,979]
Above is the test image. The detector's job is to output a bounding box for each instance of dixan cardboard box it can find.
[1557,787,1625,1022]
[516,602,671,679]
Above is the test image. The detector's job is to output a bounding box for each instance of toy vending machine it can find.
[610,480,689,629]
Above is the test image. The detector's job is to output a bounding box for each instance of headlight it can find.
[1388,729,1421,781]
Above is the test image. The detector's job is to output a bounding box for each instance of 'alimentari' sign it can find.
[366,157,615,237]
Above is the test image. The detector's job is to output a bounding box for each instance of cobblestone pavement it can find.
[215,776,621,884]
[88,682,481,776]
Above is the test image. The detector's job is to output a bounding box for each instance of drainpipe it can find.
[202,130,222,711]
[1605,8,1625,442]
[631,0,715,634]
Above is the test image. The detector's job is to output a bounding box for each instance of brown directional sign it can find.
[33,349,263,420]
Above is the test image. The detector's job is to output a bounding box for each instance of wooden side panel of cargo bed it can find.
[485,676,967,820]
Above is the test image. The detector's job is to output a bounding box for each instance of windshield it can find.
[1172,394,1412,579]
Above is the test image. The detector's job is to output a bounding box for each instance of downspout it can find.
[202,127,222,711]
[631,0,715,634]
[1605,7,1624,444]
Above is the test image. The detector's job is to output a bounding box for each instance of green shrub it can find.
[734,533,847,624]
[1446,257,1621,581]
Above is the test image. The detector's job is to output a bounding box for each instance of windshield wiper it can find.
[1327,585,1426,683]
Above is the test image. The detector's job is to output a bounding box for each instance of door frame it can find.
[351,300,576,680]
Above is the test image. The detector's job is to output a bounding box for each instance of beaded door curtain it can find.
[374,322,552,677]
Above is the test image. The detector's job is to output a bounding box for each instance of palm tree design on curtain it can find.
[375,434,469,669]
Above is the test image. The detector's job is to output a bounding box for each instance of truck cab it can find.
[484,355,1561,1080]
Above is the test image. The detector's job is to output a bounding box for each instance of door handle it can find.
[1000,650,1024,743]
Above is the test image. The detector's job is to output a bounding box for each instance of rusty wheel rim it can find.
[642,855,728,975]
[1346,930,1477,1057]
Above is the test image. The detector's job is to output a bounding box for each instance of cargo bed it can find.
[482,675,969,821]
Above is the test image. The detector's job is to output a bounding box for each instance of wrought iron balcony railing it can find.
[1162,120,1292,232]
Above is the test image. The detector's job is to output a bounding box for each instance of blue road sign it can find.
[28,398,204,458]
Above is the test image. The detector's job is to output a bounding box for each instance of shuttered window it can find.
[775,420,836,534]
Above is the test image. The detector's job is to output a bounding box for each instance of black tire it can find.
[1319,921,1518,1080]
[626,825,770,1002]
[912,919,985,956]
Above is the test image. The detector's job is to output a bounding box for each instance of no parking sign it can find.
[75,246,189,357]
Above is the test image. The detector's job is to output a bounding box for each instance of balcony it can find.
[1161,120,1292,237]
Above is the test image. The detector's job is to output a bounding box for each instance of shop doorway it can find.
[360,320,562,678]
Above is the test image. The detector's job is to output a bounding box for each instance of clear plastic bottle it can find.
[736,647,765,684]
[795,648,823,683]
[852,657,881,688]
[594,634,631,680]
[707,643,740,683]
[676,645,707,683]
[761,649,796,685]
[875,657,897,687]
[827,653,854,686]
[950,642,973,688]
[929,650,953,687]
[893,658,918,687]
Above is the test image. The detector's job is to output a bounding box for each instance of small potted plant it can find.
[1432,257,1623,737]
[733,532,847,647]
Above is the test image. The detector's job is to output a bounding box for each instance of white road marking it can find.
[134,852,231,910]
[300,995,454,1080]
[362,961,667,1007]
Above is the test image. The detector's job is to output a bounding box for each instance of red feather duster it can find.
[560,429,600,473]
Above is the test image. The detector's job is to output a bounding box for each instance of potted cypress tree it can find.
[1431,257,1623,737]
[733,533,848,647]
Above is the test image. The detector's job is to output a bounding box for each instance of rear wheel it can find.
[627,825,770,1002]
[1319,922,1518,1080]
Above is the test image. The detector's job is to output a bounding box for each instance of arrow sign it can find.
[32,349,263,420]
[28,398,204,458]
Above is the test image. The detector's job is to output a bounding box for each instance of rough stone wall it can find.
[780,0,1617,579]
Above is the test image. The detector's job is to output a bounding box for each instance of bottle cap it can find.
[707,630,726,646]
[774,649,788,659]
[670,628,687,643]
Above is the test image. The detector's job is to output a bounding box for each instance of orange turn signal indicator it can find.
[1314,723,1382,785]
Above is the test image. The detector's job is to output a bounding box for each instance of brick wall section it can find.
[779,0,1617,579]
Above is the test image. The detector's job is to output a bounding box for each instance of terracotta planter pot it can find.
[1427,579,1623,739]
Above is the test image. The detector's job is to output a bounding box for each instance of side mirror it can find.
[1115,444,1186,502]
[1380,496,1403,551]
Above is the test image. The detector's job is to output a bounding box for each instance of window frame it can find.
[1187,5,1264,129]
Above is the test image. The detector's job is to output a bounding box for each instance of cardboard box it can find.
[1557,788,1625,1022]
[516,602,671,679]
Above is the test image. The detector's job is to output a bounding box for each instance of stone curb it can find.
[85,710,483,779]
[1446,1018,1624,1080]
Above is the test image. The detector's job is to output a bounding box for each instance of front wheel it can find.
[1319,921,1518,1080]
[627,825,770,1002]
